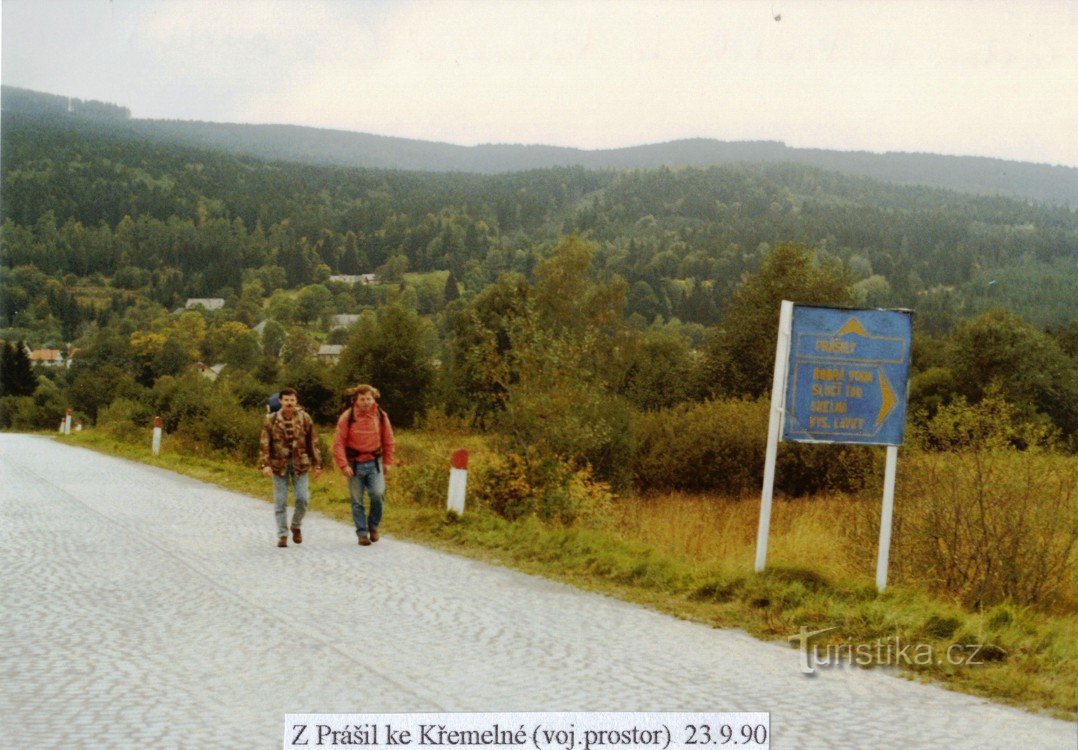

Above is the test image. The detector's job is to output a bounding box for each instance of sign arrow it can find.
[876,369,896,428]
[836,317,869,337]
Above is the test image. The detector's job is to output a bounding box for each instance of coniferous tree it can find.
[1,341,37,396]
[443,271,460,304]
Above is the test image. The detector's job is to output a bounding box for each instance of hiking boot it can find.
[358,535,372,546]
[369,529,380,543]
[291,526,302,544]
[277,536,288,548]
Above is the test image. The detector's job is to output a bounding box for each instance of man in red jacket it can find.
[332,384,395,546]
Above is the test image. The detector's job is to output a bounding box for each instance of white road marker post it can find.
[755,300,794,573]
[64,408,73,435]
[152,416,163,456]
[876,444,899,592]
[447,449,469,514]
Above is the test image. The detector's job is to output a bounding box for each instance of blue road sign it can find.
[782,306,912,446]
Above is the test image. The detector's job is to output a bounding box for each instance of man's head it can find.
[279,387,298,415]
[350,384,379,412]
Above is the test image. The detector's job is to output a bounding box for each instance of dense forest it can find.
[1,93,1076,487]
[5,85,1077,205]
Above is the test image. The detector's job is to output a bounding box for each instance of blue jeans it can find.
[348,460,384,538]
[273,465,309,538]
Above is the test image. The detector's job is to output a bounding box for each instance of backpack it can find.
[343,406,388,464]
[267,392,281,413]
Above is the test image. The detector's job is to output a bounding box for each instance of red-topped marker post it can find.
[447,449,469,514]
[152,416,163,456]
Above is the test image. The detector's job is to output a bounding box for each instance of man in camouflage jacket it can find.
[258,387,322,547]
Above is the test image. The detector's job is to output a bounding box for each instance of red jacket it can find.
[332,405,395,470]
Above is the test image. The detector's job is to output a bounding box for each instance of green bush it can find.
[395,459,451,508]
[151,372,215,432]
[0,396,30,429]
[630,398,767,496]
[472,448,612,525]
[220,369,273,411]
[777,442,880,496]
[500,375,636,488]
[910,389,1059,451]
[150,376,264,463]
[0,380,68,430]
[631,397,879,496]
[96,398,156,443]
[203,399,263,463]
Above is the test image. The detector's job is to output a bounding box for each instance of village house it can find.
[330,314,361,329]
[184,298,225,311]
[317,344,343,365]
[28,348,65,368]
[327,274,378,286]
[188,362,226,381]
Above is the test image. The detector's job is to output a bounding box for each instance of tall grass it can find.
[610,493,871,581]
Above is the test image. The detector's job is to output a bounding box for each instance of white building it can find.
[328,274,378,286]
[185,298,225,311]
[189,362,226,381]
[317,344,344,365]
[330,314,361,329]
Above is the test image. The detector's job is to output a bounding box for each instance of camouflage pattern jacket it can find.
[258,408,322,476]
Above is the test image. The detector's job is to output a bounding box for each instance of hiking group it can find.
[257,384,395,548]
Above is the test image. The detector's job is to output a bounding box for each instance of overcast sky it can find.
[3,0,1076,166]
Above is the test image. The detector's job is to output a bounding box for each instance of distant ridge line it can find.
[3,85,1075,205]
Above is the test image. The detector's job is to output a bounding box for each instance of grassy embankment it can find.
[58,428,1077,719]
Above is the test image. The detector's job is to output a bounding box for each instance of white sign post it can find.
[876,445,899,591]
[152,416,163,456]
[64,408,73,435]
[755,300,793,573]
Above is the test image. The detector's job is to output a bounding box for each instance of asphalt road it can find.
[1,434,1074,749]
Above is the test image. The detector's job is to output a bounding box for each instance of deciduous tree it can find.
[705,242,852,398]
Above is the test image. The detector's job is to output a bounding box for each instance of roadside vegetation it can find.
[58,396,1076,718]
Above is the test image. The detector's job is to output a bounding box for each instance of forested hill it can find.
[1,85,131,121]
[3,98,1076,338]
[3,85,1076,205]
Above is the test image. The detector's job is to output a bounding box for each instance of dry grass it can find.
[610,491,874,582]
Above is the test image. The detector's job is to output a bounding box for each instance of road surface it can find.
[1,435,1073,748]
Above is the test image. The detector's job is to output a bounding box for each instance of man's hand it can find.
[261,466,273,478]
[342,465,355,478]
[382,465,391,477]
